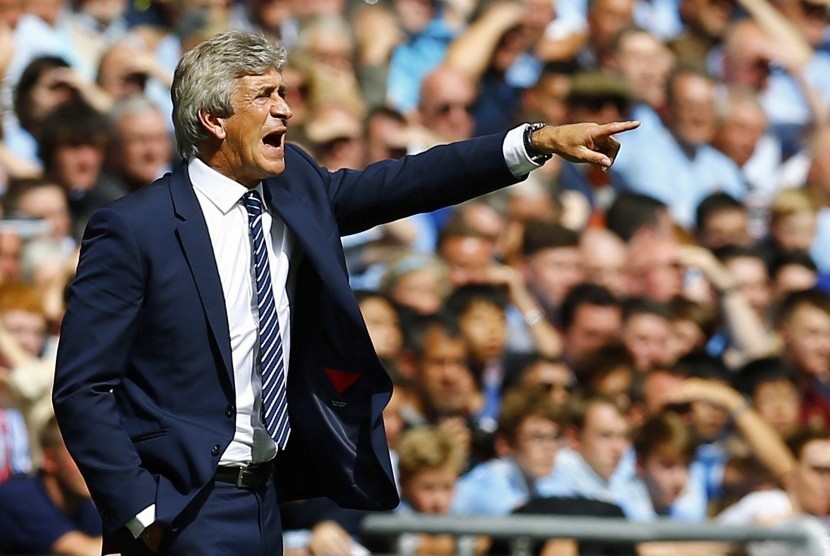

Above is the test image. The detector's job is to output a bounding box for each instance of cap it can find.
[566,71,633,104]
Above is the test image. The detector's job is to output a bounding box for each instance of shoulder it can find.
[717,489,790,524]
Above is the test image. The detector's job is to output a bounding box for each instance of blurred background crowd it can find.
[0,0,829,553]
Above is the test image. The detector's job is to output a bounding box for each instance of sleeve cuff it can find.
[503,124,544,178]
[126,504,156,539]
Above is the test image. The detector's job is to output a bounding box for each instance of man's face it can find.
[792,439,830,517]
[439,236,493,287]
[699,208,750,250]
[690,392,729,441]
[628,239,684,302]
[115,109,173,189]
[723,256,771,318]
[580,239,627,297]
[402,465,457,514]
[459,300,506,365]
[640,447,690,512]
[521,360,574,408]
[512,415,560,480]
[589,0,634,51]
[613,32,672,108]
[689,0,733,38]
[525,247,582,307]
[622,313,671,372]
[669,73,717,147]
[780,303,830,380]
[714,100,766,168]
[563,304,622,368]
[17,185,72,240]
[753,379,801,440]
[577,403,630,481]
[418,72,476,142]
[212,68,292,187]
[416,328,474,416]
[53,142,106,192]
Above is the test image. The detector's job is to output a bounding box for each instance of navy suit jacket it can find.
[52,134,520,551]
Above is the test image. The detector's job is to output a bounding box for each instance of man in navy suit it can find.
[52,30,638,555]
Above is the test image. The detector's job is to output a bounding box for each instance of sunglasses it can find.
[433,102,475,116]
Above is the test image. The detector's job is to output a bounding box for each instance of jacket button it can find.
[225,404,234,418]
[211,444,221,456]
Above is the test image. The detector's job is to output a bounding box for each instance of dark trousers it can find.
[119,479,283,556]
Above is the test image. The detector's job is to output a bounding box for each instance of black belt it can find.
[215,462,274,489]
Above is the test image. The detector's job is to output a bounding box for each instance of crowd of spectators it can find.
[0,0,829,553]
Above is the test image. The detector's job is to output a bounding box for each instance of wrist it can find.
[717,282,740,296]
[729,396,752,419]
[523,308,545,326]
[523,123,552,164]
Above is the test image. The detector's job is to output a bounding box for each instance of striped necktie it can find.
[243,190,290,449]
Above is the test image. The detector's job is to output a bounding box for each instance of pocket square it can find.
[324,367,361,394]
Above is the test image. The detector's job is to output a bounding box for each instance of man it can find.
[0,417,102,555]
[453,389,562,515]
[104,95,175,193]
[613,66,746,229]
[621,297,673,372]
[718,427,830,555]
[559,282,623,371]
[538,396,631,502]
[776,289,830,430]
[52,31,636,555]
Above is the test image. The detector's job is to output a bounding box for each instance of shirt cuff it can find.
[503,124,544,178]
[126,504,156,539]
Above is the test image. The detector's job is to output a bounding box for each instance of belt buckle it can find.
[237,466,252,488]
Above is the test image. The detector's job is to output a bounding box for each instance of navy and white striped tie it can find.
[243,191,290,449]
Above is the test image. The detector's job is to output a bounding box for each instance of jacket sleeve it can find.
[52,206,158,534]
[292,133,521,236]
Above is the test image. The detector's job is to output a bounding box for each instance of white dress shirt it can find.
[189,158,294,466]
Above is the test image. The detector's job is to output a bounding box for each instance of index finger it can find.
[593,120,640,139]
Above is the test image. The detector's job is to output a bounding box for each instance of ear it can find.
[494,434,513,458]
[564,425,580,451]
[198,109,227,141]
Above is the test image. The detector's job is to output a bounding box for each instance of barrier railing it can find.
[361,513,829,556]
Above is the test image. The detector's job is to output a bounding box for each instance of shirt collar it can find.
[188,158,265,214]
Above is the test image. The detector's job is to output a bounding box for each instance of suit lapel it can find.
[168,164,234,382]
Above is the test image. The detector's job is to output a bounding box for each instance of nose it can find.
[271,94,292,121]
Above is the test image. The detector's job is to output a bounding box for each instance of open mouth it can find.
[263,131,284,149]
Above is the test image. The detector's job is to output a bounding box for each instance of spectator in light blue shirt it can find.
[453,389,562,516]
[537,395,630,502]
[613,66,747,229]
[613,411,708,521]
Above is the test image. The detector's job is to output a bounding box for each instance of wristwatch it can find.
[523,122,552,164]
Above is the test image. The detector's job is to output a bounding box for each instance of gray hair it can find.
[109,94,165,132]
[171,30,288,161]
